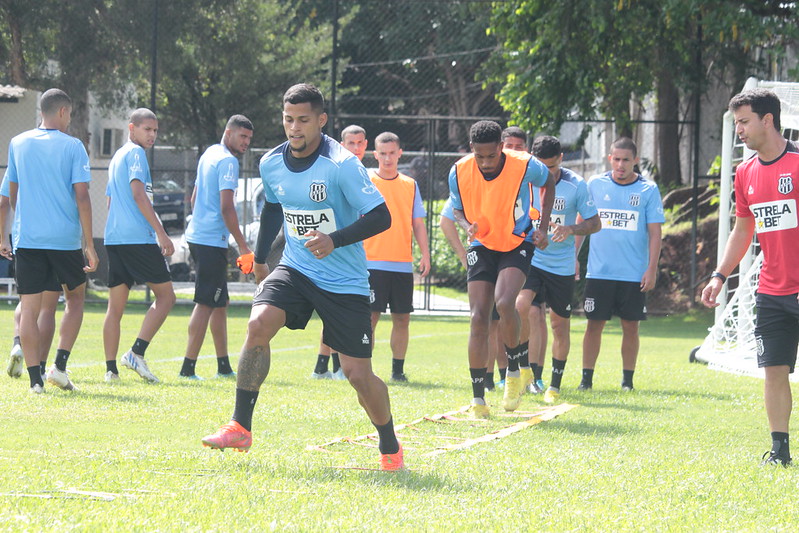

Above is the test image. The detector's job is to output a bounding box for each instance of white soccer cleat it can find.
[331,368,346,381]
[121,350,160,383]
[310,371,333,380]
[45,366,77,391]
[30,383,44,394]
[7,343,24,378]
[104,371,121,383]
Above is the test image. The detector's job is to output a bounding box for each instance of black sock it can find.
[131,338,150,357]
[314,354,330,374]
[27,366,43,388]
[180,358,197,377]
[106,360,119,374]
[622,369,634,388]
[506,345,521,372]
[374,417,400,455]
[217,356,233,375]
[470,367,486,400]
[551,358,566,389]
[13,335,20,347]
[499,368,507,381]
[231,388,259,432]
[54,349,70,372]
[581,368,594,386]
[392,358,405,376]
[331,352,341,373]
[532,363,543,381]
[518,341,530,368]
[39,362,46,376]
[485,371,494,385]
[772,432,790,458]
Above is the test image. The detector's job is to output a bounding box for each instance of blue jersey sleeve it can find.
[447,165,463,211]
[337,157,384,214]
[525,157,549,188]
[440,198,455,221]
[126,146,147,184]
[412,182,425,218]
[6,143,17,184]
[70,140,91,185]
[645,183,665,224]
[218,156,239,192]
[0,175,9,197]
[576,179,598,219]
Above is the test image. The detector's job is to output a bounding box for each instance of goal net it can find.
[693,78,799,379]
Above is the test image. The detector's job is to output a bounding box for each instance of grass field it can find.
[0,303,797,531]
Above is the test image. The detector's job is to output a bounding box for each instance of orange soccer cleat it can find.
[379,443,405,471]
[201,421,252,452]
[236,252,255,275]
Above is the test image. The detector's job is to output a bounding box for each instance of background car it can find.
[153,178,187,229]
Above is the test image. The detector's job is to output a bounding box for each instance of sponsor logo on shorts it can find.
[362,333,370,344]
[778,174,793,195]
[369,289,375,304]
[466,250,478,267]
[629,193,640,207]
[756,335,765,356]
[584,297,595,313]
[553,197,566,211]
[751,199,798,233]
[309,182,327,202]
[214,288,222,302]
[599,208,639,231]
[566,304,571,311]
[520,249,527,258]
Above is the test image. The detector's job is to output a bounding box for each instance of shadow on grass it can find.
[538,419,634,437]
[301,464,471,493]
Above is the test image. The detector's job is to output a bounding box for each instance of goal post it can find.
[693,78,799,379]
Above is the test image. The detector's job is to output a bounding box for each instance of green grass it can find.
[0,304,796,531]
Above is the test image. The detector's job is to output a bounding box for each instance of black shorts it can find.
[107,244,171,288]
[466,241,533,283]
[583,278,646,321]
[755,293,799,372]
[253,265,373,358]
[15,248,85,294]
[189,242,228,307]
[368,269,414,314]
[523,266,574,318]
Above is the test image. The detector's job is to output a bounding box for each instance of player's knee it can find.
[157,290,177,308]
[494,298,516,320]
[392,313,410,328]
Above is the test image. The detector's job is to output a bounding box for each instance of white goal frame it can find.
[694,78,799,378]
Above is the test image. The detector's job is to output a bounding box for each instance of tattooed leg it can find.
[236,304,285,392]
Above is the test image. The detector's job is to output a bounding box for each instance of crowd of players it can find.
[3,84,795,469]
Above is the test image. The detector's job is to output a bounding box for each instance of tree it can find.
[486,0,799,186]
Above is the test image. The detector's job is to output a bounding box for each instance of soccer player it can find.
[580,137,664,392]
[0,88,98,393]
[702,89,799,466]
[180,115,253,380]
[363,131,430,382]
[515,136,600,404]
[202,84,403,470]
[310,124,368,380]
[448,120,555,417]
[102,108,176,383]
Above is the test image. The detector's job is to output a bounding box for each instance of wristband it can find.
[710,271,727,284]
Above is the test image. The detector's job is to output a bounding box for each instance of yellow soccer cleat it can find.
[468,401,491,419]
[520,367,534,392]
[503,375,524,411]
[543,387,560,404]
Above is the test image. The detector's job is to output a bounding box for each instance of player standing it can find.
[179,115,253,380]
[702,89,799,466]
[364,132,430,382]
[102,108,176,383]
[310,124,368,380]
[515,136,600,403]
[448,120,555,417]
[580,137,664,391]
[0,88,98,393]
[202,84,403,470]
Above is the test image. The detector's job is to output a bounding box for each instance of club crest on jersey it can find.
[584,298,595,313]
[553,197,566,211]
[629,193,640,207]
[778,174,793,195]
[309,182,327,202]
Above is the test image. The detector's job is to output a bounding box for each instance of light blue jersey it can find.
[440,197,455,221]
[105,141,156,245]
[0,175,19,240]
[260,134,385,296]
[185,143,239,248]
[4,128,91,250]
[367,181,425,274]
[586,172,664,282]
[531,168,597,276]
[447,152,549,248]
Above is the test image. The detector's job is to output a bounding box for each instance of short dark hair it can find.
[729,88,782,131]
[502,126,527,144]
[375,131,401,148]
[283,83,325,113]
[610,137,638,157]
[40,88,72,116]
[531,135,561,159]
[226,114,253,131]
[130,108,157,126]
[341,124,365,141]
[470,120,502,145]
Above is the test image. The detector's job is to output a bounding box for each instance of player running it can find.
[515,136,600,404]
[102,108,176,383]
[580,137,664,392]
[202,84,403,470]
[0,88,98,393]
[702,89,799,466]
[448,120,555,417]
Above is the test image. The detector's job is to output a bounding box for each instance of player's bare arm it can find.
[551,213,601,242]
[701,215,756,307]
[0,193,11,260]
[440,215,467,268]
[74,181,98,272]
[533,173,556,250]
[412,216,431,277]
[130,179,174,256]
[452,207,477,242]
[221,188,251,256]
[640,222,662,292]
